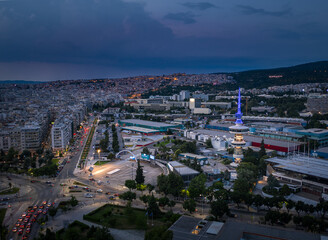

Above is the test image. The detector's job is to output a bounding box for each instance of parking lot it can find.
[82,158,163,192]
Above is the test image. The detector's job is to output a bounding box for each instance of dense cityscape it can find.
[0,63,328,240]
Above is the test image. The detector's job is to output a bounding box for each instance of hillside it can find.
[230,61,328,89]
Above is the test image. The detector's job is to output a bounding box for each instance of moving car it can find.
[12,227,17,233]
[96,189,103,193]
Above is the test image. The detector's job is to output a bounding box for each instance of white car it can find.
[84,193,94,198]
[96,189,103,193]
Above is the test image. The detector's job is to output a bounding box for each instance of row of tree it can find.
[112,124,119,153]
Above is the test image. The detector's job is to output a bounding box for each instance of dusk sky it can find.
[0,0,327,81]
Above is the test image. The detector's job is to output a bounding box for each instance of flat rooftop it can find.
[169,217,321,240]
[120,119,177,128]
[217,220,320,240]
[194,129,301,149]
[169,216,217,240]
[296,128,328,135]
[179,153,208,160]
[265,156,328,180]
[121,126,159,133]
[168,161,199,176]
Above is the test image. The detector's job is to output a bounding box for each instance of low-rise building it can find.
[167,161,199,184]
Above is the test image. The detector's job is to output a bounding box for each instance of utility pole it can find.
[131,163,134,180]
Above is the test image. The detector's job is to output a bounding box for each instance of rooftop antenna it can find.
[235,88,243,125]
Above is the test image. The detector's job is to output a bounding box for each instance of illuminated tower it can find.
[229,88,248,164]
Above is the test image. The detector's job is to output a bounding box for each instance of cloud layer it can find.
[0,0,327,80]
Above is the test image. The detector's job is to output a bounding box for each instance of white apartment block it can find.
[51,121,72,150]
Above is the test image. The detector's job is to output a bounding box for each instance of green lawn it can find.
[94,161,110,166]
[52,158,59,165]
[73,181,87,186]
[0,208,7,225]
[0,187,20,195]
[84,204,148,229]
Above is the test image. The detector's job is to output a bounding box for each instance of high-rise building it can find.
[189,98,202,109]
[229,88,248,163]
[21,125,41,150]
[51,120,72,151]
[180,90,190,100]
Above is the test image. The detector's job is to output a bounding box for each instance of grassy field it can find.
[73,181,87,186]
[94,161,110,166]
[84,204,149,229]
[52,158,59,165]
[0,187,19,195]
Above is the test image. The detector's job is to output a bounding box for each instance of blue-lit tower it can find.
[229,88,248,163]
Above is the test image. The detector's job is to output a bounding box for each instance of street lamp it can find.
[131,163,134,180]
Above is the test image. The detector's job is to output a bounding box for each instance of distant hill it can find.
[229,61,328,89]
[0,80,43,85]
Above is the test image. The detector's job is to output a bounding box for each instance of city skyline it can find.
[0,0,327,81]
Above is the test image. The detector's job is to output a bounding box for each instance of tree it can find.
[205,138,213,148]
[70,196,78,207]
[125,180,137,191]
[279,212,292,225]
[188,174,206,199]
[147,184,155,194]
[140,195,150,208]
[243,193,254,211]
[167,173,184,197]
[230,191,243,208]
[119,191,136,202]
[253,194,264,211]
[259,139,266,159]
[167,200,176,211]
[233,178,250,195]
[142,147,150,155]
[21,150,31,159]
[137,184,147,194]
[265,211,280,225]
[48,207,57,218]
[267,174,280,190]
[147,194,161,218]
[135,160,145,184]
[280,184,292,196]
[158,197,170,208]
[183,199,196,213]
[285,200,295,213]
[107,153,115,160]
[157,174,169,196]
[210,200,229,220]
[295,201,305,216]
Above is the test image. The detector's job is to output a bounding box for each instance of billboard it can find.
[141,153,150,160]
